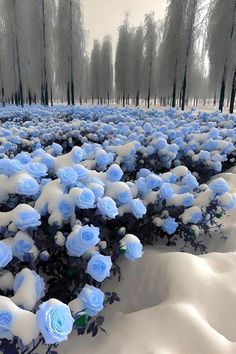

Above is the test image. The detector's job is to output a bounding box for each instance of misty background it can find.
[0,0,235,113]
[83,0,166,53]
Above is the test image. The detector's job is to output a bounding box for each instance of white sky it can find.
[83,0,167,54]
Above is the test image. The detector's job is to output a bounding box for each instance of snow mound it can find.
[56,248,236,354]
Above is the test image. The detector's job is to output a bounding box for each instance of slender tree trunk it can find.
[219,66,226,112]
[135,90,140,107]
[50,87,53,106]
[1,87,5,107]
[213,91,217,106]
[181,71,187,110]
[172,77,176,107]
[71,79,75,105]
[67,82,70,105]
[28,89,32,105]
[229,66,236,113]
[154,93,157,106]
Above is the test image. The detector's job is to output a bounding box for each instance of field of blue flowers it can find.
[0,105,235,354]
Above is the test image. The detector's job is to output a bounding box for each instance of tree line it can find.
[0,0,235,112]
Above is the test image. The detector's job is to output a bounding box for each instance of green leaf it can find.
[75,314,88,328]
[119,246,127,255]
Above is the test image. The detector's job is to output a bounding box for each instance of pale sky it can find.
[83,0,167,54]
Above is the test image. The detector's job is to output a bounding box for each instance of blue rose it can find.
[3,159,23,176]
[36,299,74,344]
[75,188,95,209]
[0,242,12,268]
[97,197,118,218]
[135,177,149,195]
[182,194,195,207]
[209,178,229,196]
[159,183,174,200]
[74,164,89,180]
[130,199,147,219]
[66,225,100,257]
[86,254,112,282]
[40,154,55,170]
[0,312,12,333]
[106,164,123,182]
[16,176,40,196]
[95,150,113,167]
[25,162,47,178]
[145,174,162,190]
[79,284,105,316]
[15,209,41,230]
[125,242,143,261]
[13,239,33,261]
[15,152,32,164]
[137,168,151,178]
[163,217,178,235]
[57,167,77,186]
[88,183,104,201]
[189,211,202,223]
[117,190,132,205]
[71,146,84,163]
[58,198,75,219]
[52,143,63,156]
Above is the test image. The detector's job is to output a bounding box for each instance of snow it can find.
[38,169,236,354]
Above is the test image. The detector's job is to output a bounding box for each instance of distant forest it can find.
[0,0,235,112]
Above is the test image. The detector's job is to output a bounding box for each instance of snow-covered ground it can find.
[36,169,236,354]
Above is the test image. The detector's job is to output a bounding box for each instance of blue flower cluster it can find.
[0,105,235,351]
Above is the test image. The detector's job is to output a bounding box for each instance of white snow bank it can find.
[53,248,236,354]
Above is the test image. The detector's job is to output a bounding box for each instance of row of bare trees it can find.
[0,0,235,112]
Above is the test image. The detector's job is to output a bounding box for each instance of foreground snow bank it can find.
[54,247,236,354]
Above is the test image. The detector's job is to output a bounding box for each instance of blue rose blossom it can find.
[208,178,229,196]
[97,197,118,218]
[0,311,13,339]
[88,183,104,201]
[159,183,174,200]
[66,225,100,257]
[25,162,47,178]
[130,199,147,219]
[125,241,143,261]
[13,238,34,261]
[75,188,95,209]
[16,176,40,196]
[0,242,12,268]
[74,164,89,180]
[79,284,105,316]
[15,209,41,230]
[58,197,75,219]
[163,217,178,235]
[86,254,112,282]
[116,190,132,205]
[71,146,84,163]
[57,167,77,186]
[106,164,123,182]
[146,174,162,190]
[36,300,74,344]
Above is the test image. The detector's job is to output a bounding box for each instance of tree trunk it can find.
[135,90,140,107]
[229,66,236,113]
[172,78,176,107]
[67,82,70,105]
[50,87,53,106]
[181,70,187,110]
[28,89,32,105]
[71,80,75,105]
[219,71,226,112]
